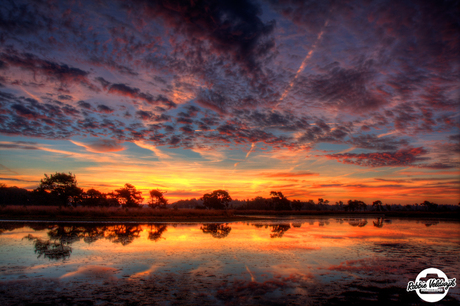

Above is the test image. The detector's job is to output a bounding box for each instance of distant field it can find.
[0,206,242,222]
[0,205,458,221]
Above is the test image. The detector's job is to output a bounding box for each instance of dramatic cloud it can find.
[325,147,429,168]
[0,0,458,203]
[71,140,125,153]
[132,0,276,74]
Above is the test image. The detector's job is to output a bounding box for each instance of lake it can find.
[0,217,459,305]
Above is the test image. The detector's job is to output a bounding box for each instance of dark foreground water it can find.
[0,217,459,305]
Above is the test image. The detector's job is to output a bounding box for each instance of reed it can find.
[0,205,235,219]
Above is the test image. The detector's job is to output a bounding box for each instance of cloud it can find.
[108,83,176,109]
[70,139,125,153]
[262,171,319,178]
[134,140,171,159]
[0,141,39,150]
[0,51,98,91]
[304,63,387,113]
[135,0,276,75]
[96,104,114,114]
[325,147,429,168]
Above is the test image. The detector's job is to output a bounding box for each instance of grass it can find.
[0,205,239,221]
[0,205,458,221]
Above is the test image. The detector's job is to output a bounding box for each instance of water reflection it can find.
[200,223,232,238]
[106,225,142,246]
[0,218,455,263]
[373,217,384,228]
[147,224,167,242]
[269,224,291,238]
[0,218,459,305]
[24,234,72,260]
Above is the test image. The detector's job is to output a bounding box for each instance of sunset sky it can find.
[0,0,459,204]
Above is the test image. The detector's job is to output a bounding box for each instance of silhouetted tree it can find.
[114,184,143,208]
[148,189,168,209]
[82,188,106,207]
[335,201,344,210]
[0,185,30,206]
[372,200,383,211]
[36,172,83,207]
[347,200,367,211]
[201,190,232,210]
[245,196,272,210]
[270,191,291,210]
[421,200,438,211]
[292,199,302,211]
[305,199,316,210]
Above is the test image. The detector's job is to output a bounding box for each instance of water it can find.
[0,217,459,305]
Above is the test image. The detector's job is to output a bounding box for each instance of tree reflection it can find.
[373,218,384,228]
[106,225,142,246]
[200,223,232,239]
[348,219,368,227]
[270,224,291,238]
[148,224,168,242]
[80,225,109,244]
[48,226,84,245]
[24,234,72,260]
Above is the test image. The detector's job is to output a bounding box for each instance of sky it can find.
[0,0,459,204]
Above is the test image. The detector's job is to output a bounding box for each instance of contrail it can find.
[277,19,329,107]
[233,143,256,170]
[245,142,256,159]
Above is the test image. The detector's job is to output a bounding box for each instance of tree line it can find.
[0,172,167,208]
[1,172,458,211]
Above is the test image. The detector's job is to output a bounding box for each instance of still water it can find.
[0,217,459,305]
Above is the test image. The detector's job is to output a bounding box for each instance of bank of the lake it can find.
[0,205,458,222]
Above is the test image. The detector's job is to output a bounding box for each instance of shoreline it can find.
[0,210,458,223]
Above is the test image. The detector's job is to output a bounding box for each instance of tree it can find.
[347,200,367,212]
[292,199,302,211]
[201,190,232,210]
[149,189,168,209]
[82,188,105,207]
[36,172,83,207]
[372,200,383,211]
[114,184,143,208]
[421,200,438,211]
[270,191,291,210]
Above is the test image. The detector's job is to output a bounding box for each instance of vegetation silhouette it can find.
[1,172,459,216]
[270,191,291,211]
[149,189,168,209]
[201,190,232,210]
[36,172,83,207]
[373,200,383,211]
[200,223,232,238]
[346,200,367,212]
[114,184,143,208]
